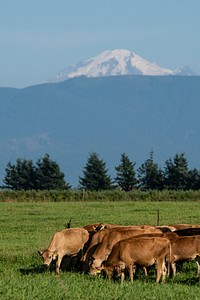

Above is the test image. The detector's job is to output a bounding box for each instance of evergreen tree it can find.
[3,159,36,190]
[3,154,70,190]
[115,153,137,191]
[164,153,189,190]
[137,150,164,190]
[79,152,113,191]
[35,154,70,190]
[187,168,200,190]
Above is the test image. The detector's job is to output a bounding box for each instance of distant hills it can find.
[1,75,200,187]
[48,49,197,83]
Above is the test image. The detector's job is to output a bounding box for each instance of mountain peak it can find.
[48,49,195,83]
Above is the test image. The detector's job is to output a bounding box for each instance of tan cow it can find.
[97,236,171,284]
[82,226,139,261]
[38,227,89,274]
[81,225,160,272]
[81,226,136,272]
[89,227,163,274]
[82,225,160,261]
[169,235,200,276]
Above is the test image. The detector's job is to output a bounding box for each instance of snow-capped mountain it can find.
[48,49,195,82]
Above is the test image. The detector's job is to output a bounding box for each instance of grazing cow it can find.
[82,225,160,262]
[38,227,89,274]
[169,235,200,276]
[89,227,163,274]
[98,237,171,284]
[81,226,143,262]
[81,226,137,272]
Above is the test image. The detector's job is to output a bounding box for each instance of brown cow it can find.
[82,226,142,261]
[89,227,163,274]
[82,225,160,262]
[169,235,200,276]
[38,227,89,274]
[97,237,171,284]
[81,226,138,272]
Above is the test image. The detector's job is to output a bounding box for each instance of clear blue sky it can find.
[1,0,200,88]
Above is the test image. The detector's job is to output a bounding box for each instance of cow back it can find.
[48,227,89,255]
[92,227,163,261]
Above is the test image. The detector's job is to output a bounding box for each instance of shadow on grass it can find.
[19,264,55,275]
[171,276,200,286]
[19,261,83,276]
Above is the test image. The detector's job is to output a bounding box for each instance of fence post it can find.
[157,208,160,226]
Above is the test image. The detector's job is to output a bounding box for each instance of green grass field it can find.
[0,201,199,300]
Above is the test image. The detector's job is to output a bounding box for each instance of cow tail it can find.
[167,242,171,276]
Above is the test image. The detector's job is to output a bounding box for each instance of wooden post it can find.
[157,208,160,226]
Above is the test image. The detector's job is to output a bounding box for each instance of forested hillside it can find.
[1,75,200,187]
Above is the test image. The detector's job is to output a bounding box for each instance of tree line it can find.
[1,151,200,191]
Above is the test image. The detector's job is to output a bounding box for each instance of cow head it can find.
[88,256,103,276]
[101,261,124,280]
[38,249,58,267]
[101,264,113,279]
[114,263,126,279]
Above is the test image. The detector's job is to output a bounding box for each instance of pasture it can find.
[0,201,199,299]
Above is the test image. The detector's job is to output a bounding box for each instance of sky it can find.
[0,0,200,88]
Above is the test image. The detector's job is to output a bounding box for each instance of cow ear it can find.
[52,250,58,259]
[38,250,42,256]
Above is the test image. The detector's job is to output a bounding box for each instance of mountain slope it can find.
[48,49,195,83]
[1,76,200,187]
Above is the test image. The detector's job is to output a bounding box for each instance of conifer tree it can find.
[164,153,189,190]
[3,154,70,190]
[3,159,36,190]
[115,153,137,191]
[137,150,164,190]
[187,168,200,190]
[79,152,113,191]
[35,154,70,190]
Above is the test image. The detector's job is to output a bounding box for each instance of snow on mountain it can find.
[173,66,197,76]
[48,49,195,82]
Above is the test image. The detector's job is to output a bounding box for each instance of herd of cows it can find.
[38,222,200,284]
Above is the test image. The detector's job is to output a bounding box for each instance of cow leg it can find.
[128,264,134,283]
[120,271,125,285]
[171,262,176,276]
[161,261,167,284]
[166,244,171,277]
[118,261,126,285]
[156,259,163,283]
[195,256,200,276]
[143,267,148,276]
[56,255,63,274]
